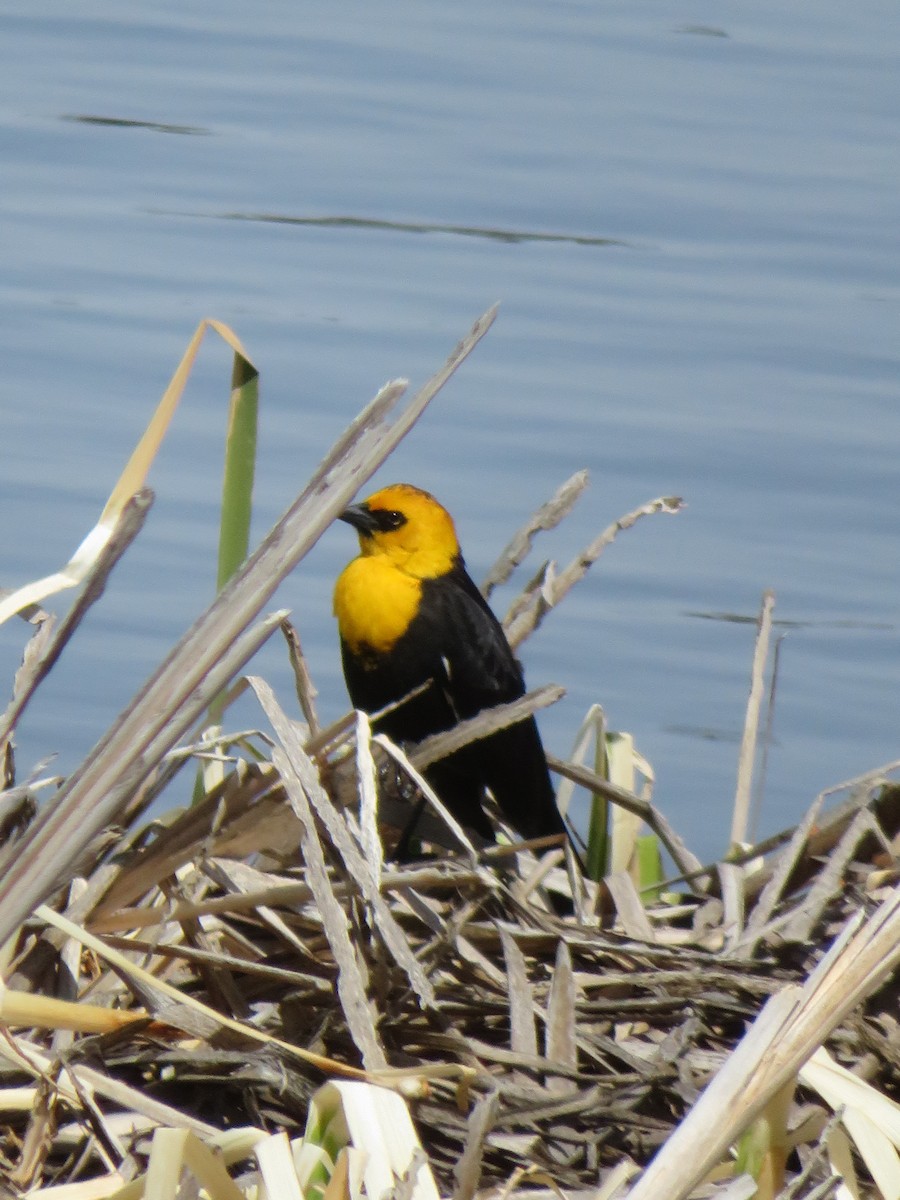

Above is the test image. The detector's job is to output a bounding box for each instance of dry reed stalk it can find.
[504,494,683,648]
[481,470,590,599]
[626,878,900,1199]
[0,492,153,755]
[730,588,775,847]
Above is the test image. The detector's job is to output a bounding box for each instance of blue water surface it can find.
[1,0,898,862]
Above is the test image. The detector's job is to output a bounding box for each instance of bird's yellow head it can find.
[339,483,461,578]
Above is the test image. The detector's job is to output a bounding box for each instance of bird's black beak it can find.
[339,502,380,536]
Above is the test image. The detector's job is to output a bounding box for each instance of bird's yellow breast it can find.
[333,555,424,655]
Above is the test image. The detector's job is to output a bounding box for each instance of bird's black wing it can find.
[418,560,526,716]
[342,557,566,843]
[420,561,568,841]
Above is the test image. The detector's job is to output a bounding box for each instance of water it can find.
[1,1,898,864]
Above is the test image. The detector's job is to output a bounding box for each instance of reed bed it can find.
[1,311,899,1200]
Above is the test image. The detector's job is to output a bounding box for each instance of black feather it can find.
[341,555,566,844]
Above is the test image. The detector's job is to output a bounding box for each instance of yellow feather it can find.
[333,555,423,654]
[334,485,461,654]
[354,484,459,578]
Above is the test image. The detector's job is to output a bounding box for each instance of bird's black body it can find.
[335,485,567,846]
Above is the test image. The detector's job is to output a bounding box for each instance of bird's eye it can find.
[379,509,406,531]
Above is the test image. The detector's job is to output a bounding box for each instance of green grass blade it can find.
[585,726,610,880]
[206,351,259,731]
[216,351,259,593]
[636,833,664,902]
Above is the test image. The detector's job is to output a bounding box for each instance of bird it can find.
[333,482,568,849]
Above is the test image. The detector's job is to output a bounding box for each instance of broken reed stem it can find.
[280,617,321,738]
[750,631,785,843]
[731,589,775,848]
[481,470,590,599]
[410,685,565,771]
[504,495,684,649]
[0,491,154,752]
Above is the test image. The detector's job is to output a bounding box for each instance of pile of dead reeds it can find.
[1,310,900,1200]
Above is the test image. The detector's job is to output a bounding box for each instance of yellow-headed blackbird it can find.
[334,483,567,846]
